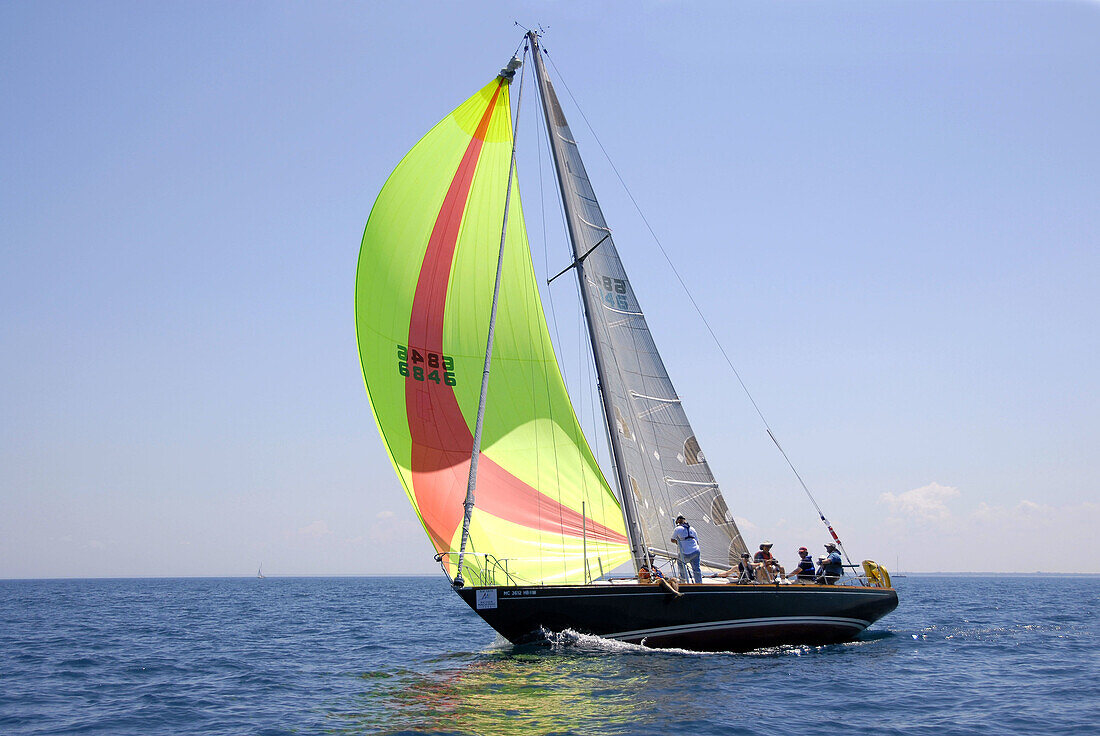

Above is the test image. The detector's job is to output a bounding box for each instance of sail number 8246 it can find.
[398,345,457,386]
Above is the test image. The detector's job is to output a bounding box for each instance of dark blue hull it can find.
[455,582,898,651]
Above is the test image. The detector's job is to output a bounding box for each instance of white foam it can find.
[540,629,822,657]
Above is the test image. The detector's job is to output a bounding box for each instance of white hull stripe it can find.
[605,616,871,641]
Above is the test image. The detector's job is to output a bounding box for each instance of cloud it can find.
[972,499,1051,524]
[296,521,335,539]
[375,510,395,520]
[970,499,1098,530]
[879,482,959,521]
[864,488,1100,572]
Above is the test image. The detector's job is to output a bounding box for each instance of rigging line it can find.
[536,65,609,573]
[569,178,671,558]
[509,28,527,60]
[541,52,723,564]
[531,51,556,585]
[573,257,618,568]
[532,71,596,580]
[583,296,596,486]
[534,39,646,568]
[512,57,550,584]
[533,61,574,584]
[545,132,600,486]
[539,81,571,393]
[454,47,530,587]
[543,48,851,564]
[550,93,594,580]
[575,265,614,523]
[591,270,668,556]
[594,283,674,558]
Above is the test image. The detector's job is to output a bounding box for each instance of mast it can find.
[528,31,648,571]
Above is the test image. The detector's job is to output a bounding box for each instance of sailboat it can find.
[257,564,265,579]
[355,31,897,651]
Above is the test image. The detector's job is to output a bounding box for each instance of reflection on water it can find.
[328,635,678,735]
[324,629,897,735]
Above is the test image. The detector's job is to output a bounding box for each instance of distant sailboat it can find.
[354,30,897,651]
[257,564,265,579]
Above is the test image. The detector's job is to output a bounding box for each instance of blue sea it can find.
[1,575,1096,735]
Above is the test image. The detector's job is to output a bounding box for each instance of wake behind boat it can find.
[355,30,896,651]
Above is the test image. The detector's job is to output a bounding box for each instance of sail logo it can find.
[476,589,498,610]
[397,344,457,386]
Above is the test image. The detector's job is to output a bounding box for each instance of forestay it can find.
[529,36,748,571]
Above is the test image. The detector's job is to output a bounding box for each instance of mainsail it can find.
[356,77,632,586]
[529,35,748,570]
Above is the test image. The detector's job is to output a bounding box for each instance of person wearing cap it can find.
[670,515,702,584]
[787,546,816,582]
[816,542,844,584]
[753,542,786,581]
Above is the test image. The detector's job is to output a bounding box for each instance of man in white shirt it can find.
[670,515,702,583]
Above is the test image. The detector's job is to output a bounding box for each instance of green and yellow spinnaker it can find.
[355,77,631,585]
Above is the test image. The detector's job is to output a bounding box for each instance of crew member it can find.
[638,562,666,582]
[817,542,844,584]
[753,541,786,580]
[670,515,702,584]
[787,546,816,582]
[639,559,679,595]
[717,552,758,583]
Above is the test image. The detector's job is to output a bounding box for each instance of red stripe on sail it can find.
[405,83,628,556]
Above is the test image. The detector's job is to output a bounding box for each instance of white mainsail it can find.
[529,33,748,571]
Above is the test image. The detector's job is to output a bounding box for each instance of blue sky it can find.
[2,1,1097,577]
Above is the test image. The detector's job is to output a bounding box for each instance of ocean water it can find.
[0,575,1096,736]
